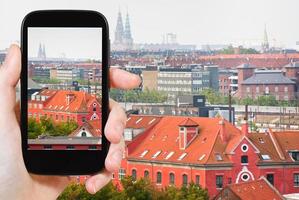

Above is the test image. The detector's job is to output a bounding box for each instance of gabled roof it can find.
[128,116,242,165]
[69,120,101,137]
[178,118,198,127]
[224,177,284,200]
[249,130,299,163]
[241,70,295,85]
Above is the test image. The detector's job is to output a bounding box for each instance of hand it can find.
[0,44,141,200]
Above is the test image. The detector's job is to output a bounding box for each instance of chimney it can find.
[178,118,199,150]
[241,105,249,135]
[66,93,75,105]
[219,118,228,143]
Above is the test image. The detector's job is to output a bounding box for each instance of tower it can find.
[261,24,269,52]
[42,44,46,59]
[38,43,43,58]
[114,10,124,45]
[123,11,133,48]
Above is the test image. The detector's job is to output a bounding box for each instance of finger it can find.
[105,99,127,143]
[0,44,21,88]
[105,140,125,172]
[0,45,21,125]
[109,68,141,89]
[85,170,112,194]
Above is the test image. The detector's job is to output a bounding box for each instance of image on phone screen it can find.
[27,27,102,151]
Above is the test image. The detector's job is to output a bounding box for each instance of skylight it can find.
[148,118,156,125]
[258,138,265,143]
[136,118,143,124]
[140,150,149,158]
[199,154,206,161]
[165,151,174,160]
[152,150,162,158]
[126,117,131,122]
[178,153,187,161]
[261,154,271,160]
[215,153,223,161]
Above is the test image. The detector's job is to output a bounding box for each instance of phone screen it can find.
[27,27,102,151]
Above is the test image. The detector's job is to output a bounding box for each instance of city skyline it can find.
[28,28,102,60]
[1,0,299,50]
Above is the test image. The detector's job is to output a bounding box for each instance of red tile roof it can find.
[178,118,198,127]
[69,120,101,137]
[41,89,100,113]
[225,177,284,200]
[126,115,162,129]
[128,116,242,165]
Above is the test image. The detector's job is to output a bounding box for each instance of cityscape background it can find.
[1,0,299,50]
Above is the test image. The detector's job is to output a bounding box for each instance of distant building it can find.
[113,11,134,50]
[141,65,158,91]
[50,68,82,81]
[157,65,219,99]
[214,177,284,200]
[37,43,47,60]
[112,115,299,198]
[219,69,234,95]
[237,67,297,101]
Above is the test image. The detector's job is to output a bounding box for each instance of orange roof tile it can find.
[128,116,242,165]
[41,89,99,113]
[226,177,284,200]
[178,118,198,127]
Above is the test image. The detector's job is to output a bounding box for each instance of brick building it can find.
[112,115,299,198]
[237,68,297,101]
[28,89,101,126]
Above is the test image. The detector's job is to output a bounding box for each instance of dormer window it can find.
[290,151,299,161]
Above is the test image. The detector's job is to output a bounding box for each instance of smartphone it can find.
[21,10,109,175]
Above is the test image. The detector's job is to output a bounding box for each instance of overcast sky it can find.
[28,28,102,59]
[1,0,299,50]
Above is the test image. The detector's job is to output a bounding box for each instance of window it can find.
[241,155,248,164]
[215,153,223,161]
[195,175,200,185]
[228,177,232,184]
[241,173,250,181]
[93,107,97,112]
[246,87,250,93]
[275,86,278,92]
[152,150,162,158]
[216,175,223,188]
[66,145,75,150]
[266,174,274,185]
[241,144,248,152]
[178,153,187,160]
[169,173,175,185]
[284,86,288,92]
[290,151,299,161]
[88,145,97,150]
[165,151,175,160]
[144,170,149,178]
[294,173,299,187]
[256,86,260,93]
[265,87,269,94]
[118,168,126,180]
[61,115,64,121]
[82,116,86,123]
[132,169,137,181]
[81,132,87,137]
[44,145,52,150]
[140,150,149,158]
[67,116,70,121]
[182,174,188,186]
[156,172,162,184]
[55,114,58,120]
[261,154,271,160]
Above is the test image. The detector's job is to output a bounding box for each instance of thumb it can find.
[0,44,21,115]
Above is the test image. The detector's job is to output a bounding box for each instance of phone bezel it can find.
[21,10,110,175]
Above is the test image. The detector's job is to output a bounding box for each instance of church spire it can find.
[262,24,269,52]
[114,10,124,45]
[38,43,43,58]
[123,10,133,49]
